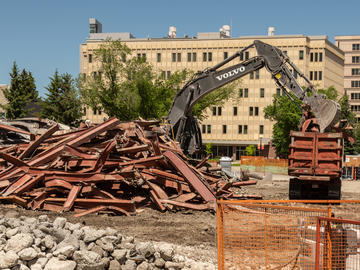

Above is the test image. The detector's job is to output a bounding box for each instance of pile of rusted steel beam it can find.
[0,117,259,217]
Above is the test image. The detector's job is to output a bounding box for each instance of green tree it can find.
[79,39,236,121]
[264,93,302,158]
[264,86,359,157]
[245,145,256,156]
[41,71,82,126]
[1,62,38,119]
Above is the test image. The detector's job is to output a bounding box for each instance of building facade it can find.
[335,36,360,121]
[80,19,344,160]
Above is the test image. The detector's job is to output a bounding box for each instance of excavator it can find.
[166,40,342,199]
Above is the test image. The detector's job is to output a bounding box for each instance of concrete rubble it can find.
[0,212,216,270]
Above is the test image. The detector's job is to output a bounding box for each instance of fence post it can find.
[315,217,321,270]
[264,208,268,269]
[217,199,225,270]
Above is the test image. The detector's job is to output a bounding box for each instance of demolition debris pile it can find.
[0,117,258,217]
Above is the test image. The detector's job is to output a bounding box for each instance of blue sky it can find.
[0,0,358,97]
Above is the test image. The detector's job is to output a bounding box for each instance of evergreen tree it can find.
[1,62,38,119]
[41,71,82,126]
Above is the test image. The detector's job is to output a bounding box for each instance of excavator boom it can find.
[167,40,341,154]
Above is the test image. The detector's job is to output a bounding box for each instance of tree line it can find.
[2,40,358,157]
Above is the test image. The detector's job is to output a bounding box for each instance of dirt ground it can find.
[1,174,360,264]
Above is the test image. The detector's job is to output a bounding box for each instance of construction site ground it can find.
[1,172,360,265]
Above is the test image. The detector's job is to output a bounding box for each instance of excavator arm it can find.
[167,40,340,155]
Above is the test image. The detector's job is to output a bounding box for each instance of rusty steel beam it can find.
[19,125,59,160]
[0,152,29,168]
[13,174,45,196]
[63,145,97,159]
[73,205,130,218]
[231,180,258,187]
[116,144,149,154]
[2,174,32,196]
[63,185,82,212]
[43,198,136,213]
[0,122,32,136]
[149,190,166,212]
[45,179,73,190]
[160,199,214,210]
[148,177,191,192]
[0,195,27,207]
[142,168,186,183]
[163,151,216,202]
[173,192,197,202]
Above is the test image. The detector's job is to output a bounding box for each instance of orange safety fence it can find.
[240,156,288,175]
[315,217,360,270]
[217,200,360,270]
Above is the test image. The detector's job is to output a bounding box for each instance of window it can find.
[351,93,360,100]
[310,71,313,80]
[353,44,360,51]
[299,50,304,60]
[351,81,360,87]
[249,107,253,116]
[222,125,227,134]
[319,71,322,81]
[244,125,248,134]
[239,88,243,98]
[351,105,360,112]
[255,70,259,79]
[202,125,206,134]
[240,52,244,61]
[83,107,86,115]
[157,53,161,62]
[167,71,171,78]
[142,53,146,60]
[283,50,287,56]
[212,107,216,116]
[250,72,254,79]
[255,107,259,116]
[233,107,238,116]
[276,88,281,96]
[260,88,265,98]
[93,71,97,78]
[207,125,211,134]
[314,52,318,62]
[187,53,191,62]
[172,53,176,62]
[259,125,264,134]
[177,53,181,62]
[245,52,249,60]
[244,88,248,97]
[218,107,222,116]
[88,54,92,63]
[353,68,360,75]
[203,52,207,61]
[238,125,242,134]
[208,52,213,61]
[310,53,313,62]
[314,71,318,80]
[161,71,165,79]
[352,56,360,63]
[319,52,323,62]
[193,52,197,62]
[224,52,228,59]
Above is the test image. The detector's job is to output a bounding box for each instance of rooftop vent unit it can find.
[220,25,231,37]
[169,26,176,38]
[268,26,275,36]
